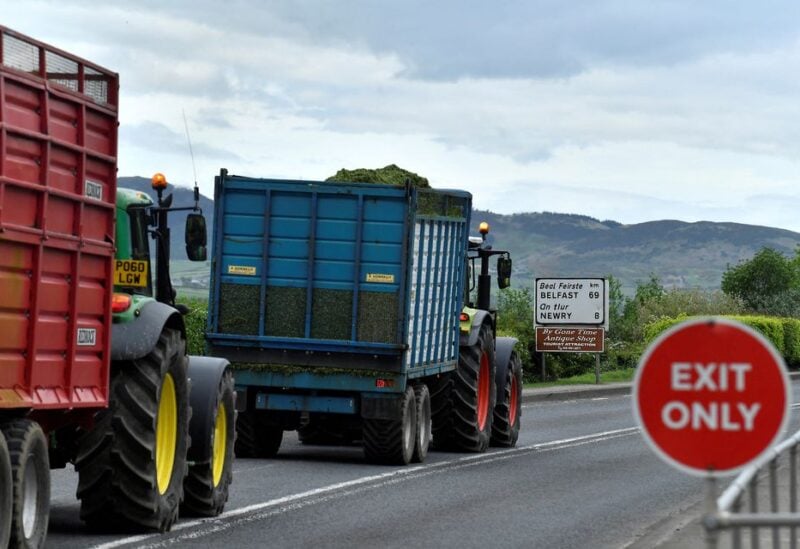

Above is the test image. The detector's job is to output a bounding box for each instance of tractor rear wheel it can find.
[450,323,496,452]
[4,419,49,549]
[0,429,12,548]
[234,411,282,458]
[491,350,522,447]
[76,328,190,532]
[363,385,416,465]
[182,369,236,517]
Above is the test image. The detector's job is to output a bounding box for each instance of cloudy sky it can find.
[5,1,800,230]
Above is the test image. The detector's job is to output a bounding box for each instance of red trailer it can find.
[0,25,118,546]
[0,27,236,548]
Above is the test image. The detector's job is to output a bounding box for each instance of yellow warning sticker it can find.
[366,273,395,284]
[228,265,257,276]
[114,259,149,287]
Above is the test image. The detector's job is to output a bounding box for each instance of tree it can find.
[605,274,629,341]
[721,247,798,310]
[496,287,535,376]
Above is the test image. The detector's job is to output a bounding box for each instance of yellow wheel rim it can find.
[156,373,177,495]
[212,402,227,487]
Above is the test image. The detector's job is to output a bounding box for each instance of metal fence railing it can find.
[705,429,800,548]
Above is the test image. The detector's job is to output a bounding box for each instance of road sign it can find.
[535,278,607,328]
[535,327,604,353]
[633,317,791,476]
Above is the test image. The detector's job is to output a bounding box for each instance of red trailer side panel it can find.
[0,27,118,410]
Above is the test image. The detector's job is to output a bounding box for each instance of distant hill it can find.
[475,210,800,293]
[118,176,800,293]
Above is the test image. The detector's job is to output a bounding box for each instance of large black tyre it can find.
[429,373,454,450]
[363,385,416,465]
[491,350,522,447]
[234,411,282,458]
[0,429,12,549]
[4,419,49,549]
[412,384,431,463]
[76,328,190,532]
[449,323,497,452]
[181,369,236,517]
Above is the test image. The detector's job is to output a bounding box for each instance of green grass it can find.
[524,368,636,388]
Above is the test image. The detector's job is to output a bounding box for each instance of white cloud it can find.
[4,1,800,232]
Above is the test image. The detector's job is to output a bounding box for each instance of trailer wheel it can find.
[76,328,190,532]
[363,385,416,465]
[412,384,431,463]
[0,430,11,549]
[450,323,496,452]
[234,411,282,458]
[182,369,236,517]
[3,419,49,549]
[429,373,454,449]
[491,350,522,447]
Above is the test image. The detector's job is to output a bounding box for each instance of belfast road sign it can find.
[632,317,791,476]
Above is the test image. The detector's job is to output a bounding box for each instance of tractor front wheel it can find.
[182,369,236,517]
[76,328,190,532]
[491,350,522,447]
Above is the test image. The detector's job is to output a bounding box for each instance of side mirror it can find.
[185,213,207,262]
[497,256,512,289]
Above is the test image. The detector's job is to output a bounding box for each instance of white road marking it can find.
[91,427,639,549]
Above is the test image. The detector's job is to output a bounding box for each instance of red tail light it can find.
[112,293,132,313]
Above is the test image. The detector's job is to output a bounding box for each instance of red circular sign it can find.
[633,317,791,476]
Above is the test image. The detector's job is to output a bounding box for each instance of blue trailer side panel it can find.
[207,171,471,390]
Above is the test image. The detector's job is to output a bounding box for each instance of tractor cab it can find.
[112,173,207,319]
[465,221,513,311]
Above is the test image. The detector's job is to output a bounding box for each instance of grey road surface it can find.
[44,381,800,549]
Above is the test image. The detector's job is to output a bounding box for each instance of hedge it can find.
[643,314,800,367]
[181,296,209,356]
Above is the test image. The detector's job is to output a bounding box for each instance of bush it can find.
[180,296,208,356]
[540,352,598,380]
[782,318,800,367]
[642,314,798,364]
[604,342,645,370]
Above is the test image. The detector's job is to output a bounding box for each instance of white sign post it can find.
[534,277,609,383]
[535,278,608,328]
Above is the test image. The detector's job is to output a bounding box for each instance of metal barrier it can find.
[705,429,800,548]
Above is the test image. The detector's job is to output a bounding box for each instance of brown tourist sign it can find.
[535,327,605,353]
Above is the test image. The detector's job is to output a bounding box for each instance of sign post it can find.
[633,317,791,476]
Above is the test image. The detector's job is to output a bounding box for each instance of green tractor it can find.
[73,173,236,531]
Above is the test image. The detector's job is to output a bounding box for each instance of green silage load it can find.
[326,164,430,188]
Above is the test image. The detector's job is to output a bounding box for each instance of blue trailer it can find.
[206,169,522,465]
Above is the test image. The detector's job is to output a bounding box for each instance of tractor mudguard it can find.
[110,300,186,361]
[494,337,519,403]
[459,310,493,347]
[186,356,232,463]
